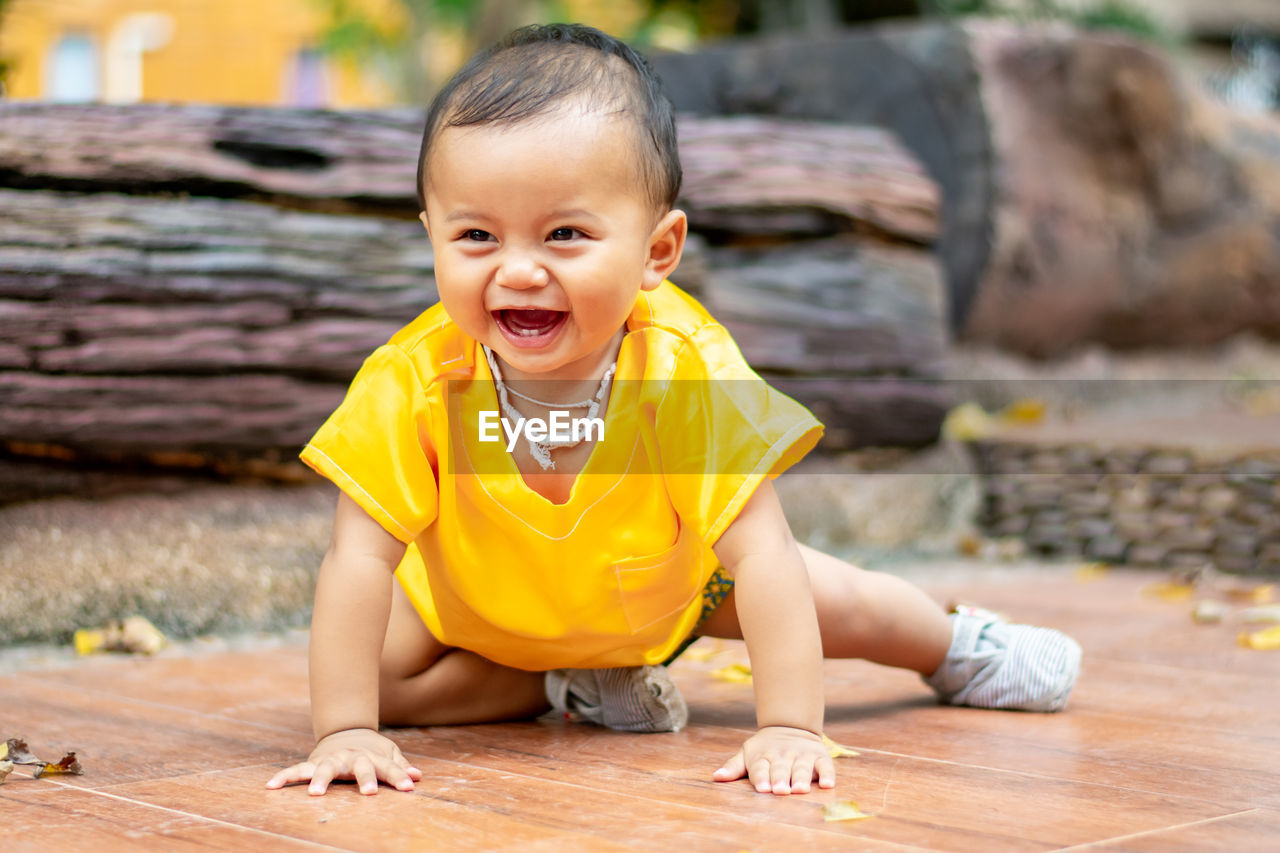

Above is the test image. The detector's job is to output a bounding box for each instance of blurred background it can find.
[3,1,1280,109]
[2,0,1279,650]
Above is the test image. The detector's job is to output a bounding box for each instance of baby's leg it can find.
[697,543,1080,711]
[696,543,951,675]
[379,581,550,725]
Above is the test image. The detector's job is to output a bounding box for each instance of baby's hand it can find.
[266,728,422,796]
[713,726,836,795]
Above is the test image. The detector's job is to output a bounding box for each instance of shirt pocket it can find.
[614,521,703,634]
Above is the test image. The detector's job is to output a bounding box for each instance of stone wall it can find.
[970,440,1280,575]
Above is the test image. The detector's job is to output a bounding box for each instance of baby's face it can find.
[421,108,671,383]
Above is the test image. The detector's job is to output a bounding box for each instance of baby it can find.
[267,23,1080,799]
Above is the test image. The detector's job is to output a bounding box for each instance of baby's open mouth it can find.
[495,308,567,338]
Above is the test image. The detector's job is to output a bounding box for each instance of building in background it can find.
[0,0,402,106]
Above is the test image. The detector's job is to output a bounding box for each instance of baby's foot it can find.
[924,606,1081,712]
[545,665,688,732]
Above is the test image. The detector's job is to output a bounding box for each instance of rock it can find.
[652,22,1280,355]
[1085,535,1129,563]
[964,23,1280,355]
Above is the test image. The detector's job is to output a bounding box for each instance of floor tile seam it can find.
[1047,807,1263,851]
[415,750,930,849]
[10,671,312,737]
[39,778,357,851]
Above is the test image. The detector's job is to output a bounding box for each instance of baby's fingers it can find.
[815,754,837,790]
[374,755,419,792]
[309,760,339,796]
[712,749,747,783]
[352,754,380,796]
[265,762,315,790]
[390,745,424,784]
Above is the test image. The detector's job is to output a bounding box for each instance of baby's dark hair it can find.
[415,23,681,213]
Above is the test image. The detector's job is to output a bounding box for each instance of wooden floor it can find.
[3,566,1278,852]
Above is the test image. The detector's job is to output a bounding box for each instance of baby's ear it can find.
[642,209,687,292]
[418,211,431,236]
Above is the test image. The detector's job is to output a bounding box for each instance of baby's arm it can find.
[710,479,835,795]
[266,493,422,795]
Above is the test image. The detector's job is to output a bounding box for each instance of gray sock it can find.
[924,607,1081,713]
[545,665,688,732]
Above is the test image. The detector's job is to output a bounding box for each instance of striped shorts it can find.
[661,565,735,666]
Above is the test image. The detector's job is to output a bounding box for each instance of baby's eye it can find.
[549,227,582,241]
[464,229,494,242]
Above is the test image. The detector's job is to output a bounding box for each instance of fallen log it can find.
[0,102,937,244]
[0,107,946,500]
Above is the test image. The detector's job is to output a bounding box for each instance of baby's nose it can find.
[495,252,549,289]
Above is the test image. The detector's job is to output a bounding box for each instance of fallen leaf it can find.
[941,403,992,442]
[3,738,84,780]
[1191,600,1228,625]
[821,733,859,759]
[956,532,985,557]
[998,398,1046,425]
[1074,563,1110,583]
[822,800,873,822]
[680,641,724,663]
[5,738,43,766]
[711,663,753,684]
[73,616,166,656]
[33,752,83,779]
[1222,583,1275,605]
[1142,581,1195,602]
[1239,605,1280,624]
[1238,624,1280,651]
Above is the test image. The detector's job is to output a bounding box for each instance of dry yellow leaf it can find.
[822,800,873,822]
[1074,563,1110,583]
[1229,584,1274,605]
[1238,624,1280,651]
[1191,600,1228,624]
[998,398,1046,425]
[74,616,166,656]
[941,403,993,442]
[2,738,83,780]
[956,532,983,557]
[1239,605,1280,624]
[680,643,721,663]
[711,663,753,684]
[1142,581,1195,602]
[821,733,859,759]
[33,753,83,779]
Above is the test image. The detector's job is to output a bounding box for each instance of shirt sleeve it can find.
[300,345,439,543]
[656,323,823,547]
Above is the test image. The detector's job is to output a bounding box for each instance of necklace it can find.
[483,345,616,471]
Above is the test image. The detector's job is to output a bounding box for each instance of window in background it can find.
[46,33,100,102]
[285,47,330,107]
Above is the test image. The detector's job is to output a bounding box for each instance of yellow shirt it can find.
[301,281,823,670]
